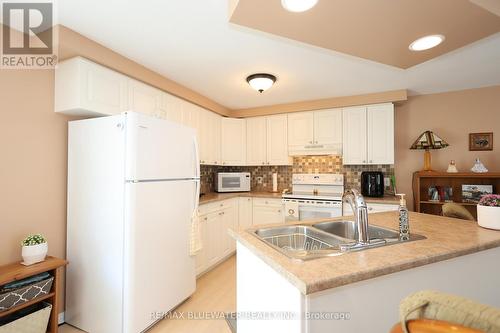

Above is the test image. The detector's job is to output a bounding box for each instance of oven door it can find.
[297,201,343,221]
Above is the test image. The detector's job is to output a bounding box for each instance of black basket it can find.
[0,277,54,312]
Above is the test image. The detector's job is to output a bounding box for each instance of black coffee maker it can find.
[361,171,384,197]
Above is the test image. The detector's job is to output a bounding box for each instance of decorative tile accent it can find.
[201,156,394,194]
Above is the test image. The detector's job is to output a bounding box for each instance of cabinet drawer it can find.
[343,202,399,216]
[252,198,282,208]
[198,198,236,215]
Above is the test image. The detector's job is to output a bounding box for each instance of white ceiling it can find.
[57,0,500,110]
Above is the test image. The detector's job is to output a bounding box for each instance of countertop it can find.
[200,191,399,205]
[229,211,500,295]
[199,191,283,204]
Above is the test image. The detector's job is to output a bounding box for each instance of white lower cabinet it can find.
[196,198,237,276]
[238,197,253,229]
[342,202,399,216]
[252,198,284,226]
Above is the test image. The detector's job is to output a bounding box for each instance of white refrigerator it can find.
[66,112,199,333]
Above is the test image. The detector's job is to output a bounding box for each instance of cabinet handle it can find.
[368,207,373,211]
[363,160,366,163]
[214,161,218,165]
[370,160,373,163]
[309,141,313,144]
[278,210,281,213]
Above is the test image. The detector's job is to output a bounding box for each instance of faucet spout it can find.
[343,189,369,244]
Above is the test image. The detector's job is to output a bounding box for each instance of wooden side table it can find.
[0,256,68,333]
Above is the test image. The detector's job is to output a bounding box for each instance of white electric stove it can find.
[282,173,344,222]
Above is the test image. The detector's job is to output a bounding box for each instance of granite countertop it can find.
[229,211,500,295]
[200,191,400,205]
[199,191,283,204]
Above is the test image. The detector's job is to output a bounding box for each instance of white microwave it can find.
[215,172,251,192]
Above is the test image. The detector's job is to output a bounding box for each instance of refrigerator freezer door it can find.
[123,180,196,333]
[125,112,199,181]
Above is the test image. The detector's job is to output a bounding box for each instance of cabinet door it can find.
[253,199,284,226]
[267,115,291,166]
[128,80,162,116]
[81,60,128,115]
[210,113,222,165]
[367,104,394,165]
[220,205,237,257]
[342,106,367,165]
[195,214,209,275]
[198,109,210,165]
[246,117,267,166]
[221,118,246,166]
[163,93,184,124]
[238,197,253,229]
[288,112,314,147]
[205,212,221,268]
[314,109,342,145]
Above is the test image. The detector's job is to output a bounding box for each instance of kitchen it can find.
[1,1,500,333]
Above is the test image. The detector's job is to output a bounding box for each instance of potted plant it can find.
[477,194,500,230]
[21,234,48,265]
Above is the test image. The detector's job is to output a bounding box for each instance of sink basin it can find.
[251,221,426,260]
[254,226,346,260]
[312,220,400,240]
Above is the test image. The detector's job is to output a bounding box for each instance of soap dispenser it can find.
[397,194,410,241]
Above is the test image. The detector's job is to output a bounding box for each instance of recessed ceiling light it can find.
[281,0,318,13]
[246,73,277,93]
[409,35,445,51]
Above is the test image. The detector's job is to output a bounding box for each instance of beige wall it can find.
[395,86,500,210]
[0,69,79,308]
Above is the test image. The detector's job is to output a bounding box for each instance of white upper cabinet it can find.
[313,109,342,146]
[55,57,128,116]
[246,115,290,166]
[221,118,246,166]
[342,106,367,164]
[288,109,342,155]
[162,92,184,123]
[343,103,394,165]
[128,80,163,117]
[246,117,267,166]
[199,111,221,166]
[367,104,394,164]
[288,112,314,147]
[267,115,291,165]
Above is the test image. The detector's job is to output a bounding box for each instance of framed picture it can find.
[462,184,493,203]
[469,132,493,151]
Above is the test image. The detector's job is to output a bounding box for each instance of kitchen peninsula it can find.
[230,212,500,333]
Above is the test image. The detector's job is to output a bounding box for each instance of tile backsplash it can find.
[201,156,395,194]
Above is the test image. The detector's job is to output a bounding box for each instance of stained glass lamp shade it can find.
[410,131,449,171]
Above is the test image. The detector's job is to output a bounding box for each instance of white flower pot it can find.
[477,205,500,230]
[21,243,48,265]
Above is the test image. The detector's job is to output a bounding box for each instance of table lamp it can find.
[410,131,449,172]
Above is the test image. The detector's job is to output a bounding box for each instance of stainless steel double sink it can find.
[252,221,425,260]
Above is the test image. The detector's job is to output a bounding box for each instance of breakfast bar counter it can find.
[230,212,500,333]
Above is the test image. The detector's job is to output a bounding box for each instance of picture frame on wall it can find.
[469,132,493,151]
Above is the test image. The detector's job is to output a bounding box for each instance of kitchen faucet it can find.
[342,189,369,244]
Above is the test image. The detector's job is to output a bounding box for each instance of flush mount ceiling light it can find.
[409,35,445,51]
[246,73,277,93]
[281,0,318,12]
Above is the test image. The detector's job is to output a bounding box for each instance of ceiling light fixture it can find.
[246,73,277,93]
[281,0,318,13]
[409,35,445,51]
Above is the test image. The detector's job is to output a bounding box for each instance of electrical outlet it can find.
[257,176,263,184]
[384,177,391,187]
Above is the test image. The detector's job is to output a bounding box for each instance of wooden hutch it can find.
[413,171,500,218]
